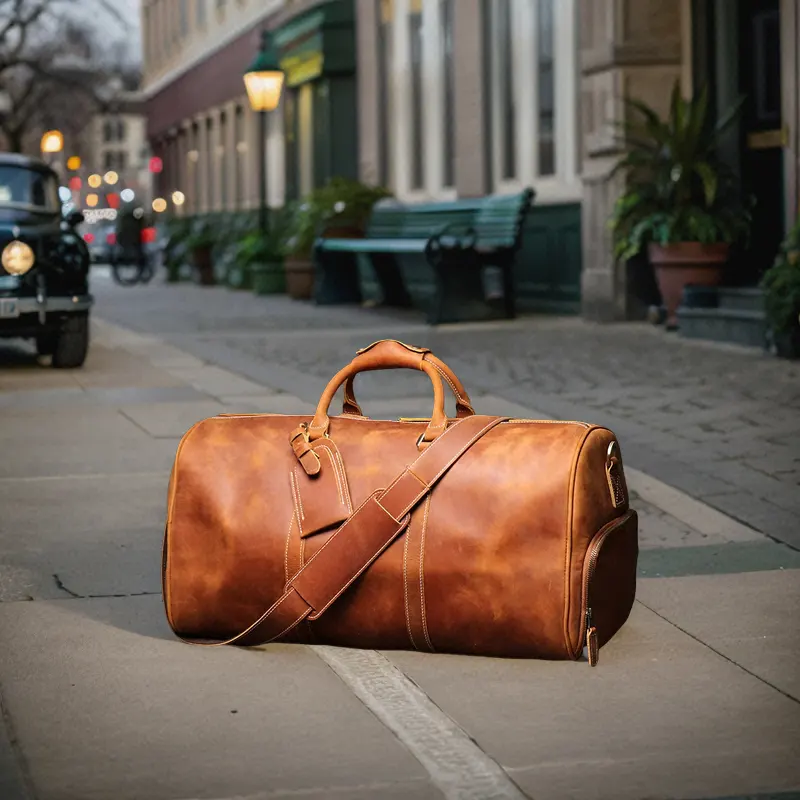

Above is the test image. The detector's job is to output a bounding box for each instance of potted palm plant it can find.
[283,178,392,300]
[185,218,217,286]
[609,82,753,329]
[234,228,287,296]
[761,214,800,359]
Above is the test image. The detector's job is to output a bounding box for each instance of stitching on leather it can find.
[310,512,409,619]
[334,449,353,513]
[403,514,419,651]
[427,359,474,412]
[284,509,294,585]
[292,491,383,585]
[419,494,435,652]
[315,443,346,505]
[290,469,305,528]
[396,417,504,519]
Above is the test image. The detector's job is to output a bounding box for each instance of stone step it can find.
[676,306,767,349]
[716,286,765,313]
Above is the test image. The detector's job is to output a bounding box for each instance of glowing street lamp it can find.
[244,31,284,113]
[244,30,284,234]
[40,130,64,154]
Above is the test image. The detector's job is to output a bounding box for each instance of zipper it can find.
[606,441,626,508]
[580,510,634,667]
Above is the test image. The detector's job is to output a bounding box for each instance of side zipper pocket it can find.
[581,509,638,667]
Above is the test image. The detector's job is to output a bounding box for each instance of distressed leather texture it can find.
[163,340,638,661]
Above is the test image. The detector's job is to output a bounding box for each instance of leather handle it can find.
[342,349,475,419]
[309,341,451,444]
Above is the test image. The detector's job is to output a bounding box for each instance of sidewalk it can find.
[0,271,798,800]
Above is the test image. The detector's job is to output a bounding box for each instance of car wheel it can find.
[52,313,89,369]
[36,333,58,356]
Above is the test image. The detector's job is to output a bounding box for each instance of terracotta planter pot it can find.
[285,255,315,300]
[648,242,729,329]
[191,245,216,286]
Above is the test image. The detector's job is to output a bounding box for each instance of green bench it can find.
[313,188,535,324]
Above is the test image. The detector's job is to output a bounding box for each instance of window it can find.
[117,119,127,142]
[493,0,516,181]
[103,121,113,142]
[488,0,578,197]
[376,0,393,187]
[440,0,455,188]
[408,4,424,190]
[536,0,555,176]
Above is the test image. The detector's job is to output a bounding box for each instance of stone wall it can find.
[579,0,687,320]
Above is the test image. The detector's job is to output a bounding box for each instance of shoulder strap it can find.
[175,414,506,647]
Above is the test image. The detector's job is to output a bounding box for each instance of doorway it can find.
[692,0,785,284]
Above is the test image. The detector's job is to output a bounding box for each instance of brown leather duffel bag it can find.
[163,340,638,665]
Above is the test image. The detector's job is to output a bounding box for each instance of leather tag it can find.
[290,439,352,538]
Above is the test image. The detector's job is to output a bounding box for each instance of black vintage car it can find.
[0,153,92,368]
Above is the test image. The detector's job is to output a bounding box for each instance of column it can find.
[356,0,381,184]
[452,0,490,197]
[579,0,686,320]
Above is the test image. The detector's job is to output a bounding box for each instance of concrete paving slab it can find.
[0,408,177,478]
[168,365,271,398]
[0,596,429,800]
[120,400,226,438]
[216,394,316,415]
[0,474,167,598]
[0,697,29,800]
[637,541,800,578]
[71,346,186,390]
[0,472,167,536]
[638,571,800,699]
[386,602,800,800]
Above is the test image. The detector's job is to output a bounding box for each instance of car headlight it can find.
[1,240,35,276]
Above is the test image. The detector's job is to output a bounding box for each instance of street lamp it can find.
[244,30,284,233]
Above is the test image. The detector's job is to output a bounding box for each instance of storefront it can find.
[272,0,358,201]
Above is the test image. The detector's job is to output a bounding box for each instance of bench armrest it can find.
[425,224,478,265]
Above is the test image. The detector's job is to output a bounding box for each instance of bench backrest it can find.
[366,188,534,250]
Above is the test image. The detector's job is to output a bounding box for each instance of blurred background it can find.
[2,0,799,348]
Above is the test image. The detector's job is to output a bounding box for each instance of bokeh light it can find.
[171,191,186,206]
[152,197,167,213]
[85,193,99,207]
[88,174,102,189]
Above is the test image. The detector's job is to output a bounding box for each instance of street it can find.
[0,268,798,800]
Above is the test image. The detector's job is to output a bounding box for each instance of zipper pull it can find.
[606,441,626,509]
[585,608,599,667]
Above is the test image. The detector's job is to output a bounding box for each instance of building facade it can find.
[140,0,800,321]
